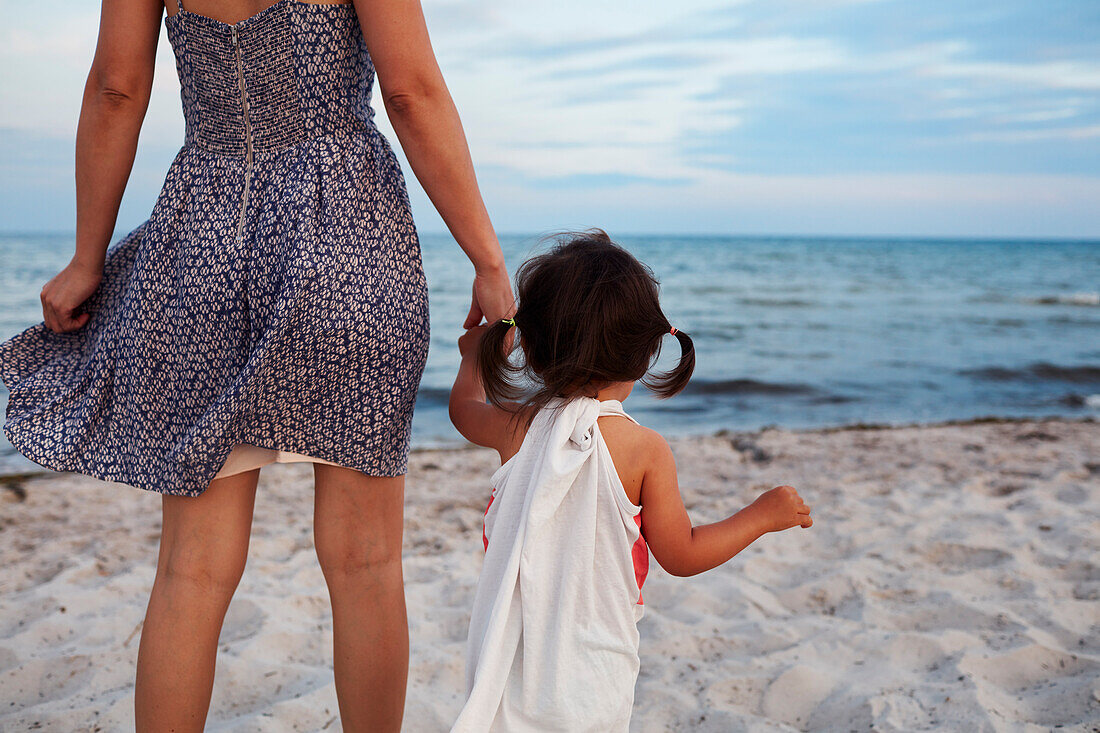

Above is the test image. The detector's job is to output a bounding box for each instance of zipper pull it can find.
[231,27,238,46]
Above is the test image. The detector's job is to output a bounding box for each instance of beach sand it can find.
[1,418,1097,731]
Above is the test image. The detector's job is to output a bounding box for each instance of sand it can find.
[1,418,1098,731]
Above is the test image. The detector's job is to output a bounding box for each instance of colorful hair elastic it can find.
[669,327,678,336]
[501,318,516,327]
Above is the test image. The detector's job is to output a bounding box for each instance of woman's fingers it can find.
[46,296,90,332]
[60,310,91,332]
[41,295,59,333]
[800,515,813,528]
[466,268,516,327]
[464,283,483,328]
[38,261,102,333]
[42,295,90,333]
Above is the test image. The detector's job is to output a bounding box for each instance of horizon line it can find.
[2,229,1099,245]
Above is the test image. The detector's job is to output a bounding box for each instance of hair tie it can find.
[669,327,678,336]
[501,318,516,327]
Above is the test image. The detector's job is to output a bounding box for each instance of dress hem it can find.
[3,420,409,497]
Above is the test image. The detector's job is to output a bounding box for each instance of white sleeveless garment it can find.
[452,396,649,732]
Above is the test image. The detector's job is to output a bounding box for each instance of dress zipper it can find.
[231,26,254,242]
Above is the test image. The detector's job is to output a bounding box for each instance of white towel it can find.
[453,396,647,732]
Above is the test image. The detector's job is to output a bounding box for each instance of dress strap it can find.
[175,0,185,12]
[597,399,639,425]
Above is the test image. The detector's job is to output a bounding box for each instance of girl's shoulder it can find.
[597,413,666,506]
[493,400,670,504]
[599,403,666,447]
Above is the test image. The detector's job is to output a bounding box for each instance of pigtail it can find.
[643,328,695,398]
[476,318,525,411]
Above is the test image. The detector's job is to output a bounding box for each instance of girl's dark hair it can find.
[476,229,695,430]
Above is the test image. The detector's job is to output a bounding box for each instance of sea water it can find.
[1,232,1097,475]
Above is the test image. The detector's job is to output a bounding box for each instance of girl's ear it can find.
[643,329,695,398]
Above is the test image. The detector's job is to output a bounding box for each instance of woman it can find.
[0,0,512,729]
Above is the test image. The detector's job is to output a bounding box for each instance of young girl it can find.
[448,230,813,731]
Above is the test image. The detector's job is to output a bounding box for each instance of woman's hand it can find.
[464,262,515,328]
[40,259,103,333]
[749,485,813,532]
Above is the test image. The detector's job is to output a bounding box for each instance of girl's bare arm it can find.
[448,326,521,460]
[639,434,812,577]
[41,0,162,332]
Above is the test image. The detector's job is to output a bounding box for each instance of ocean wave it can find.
[808,394,861,405]
[1047,314,1100,326]
[1060,393,1100,409]
[968,291,1100,307]
[966,293,1009,305]
[684,378,819,396]
[415,387,452,406]
[737,297,817,308]
[959,316,1026,328]
[1025,292,1100,307]
[689,326,745,342]
[961,362,1100,385]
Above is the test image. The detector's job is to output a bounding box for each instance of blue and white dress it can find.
[0,0,430,496]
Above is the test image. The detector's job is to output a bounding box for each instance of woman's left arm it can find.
[352,0,514,327]
[41,0,162,333]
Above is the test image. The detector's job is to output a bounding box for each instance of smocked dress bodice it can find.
[167,0,376,158]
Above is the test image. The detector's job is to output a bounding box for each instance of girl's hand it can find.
[750,485,813,532]
[464,263,515,328]
[40,259,102,333]
[458,325,489,358]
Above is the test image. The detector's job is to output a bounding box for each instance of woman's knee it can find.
[157,540,249,599]
[155,475,257,600]
[313,467,405,583]
[314,522,403,584]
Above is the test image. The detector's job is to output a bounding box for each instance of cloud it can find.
[962,124,1100,143]
[922,59,1100,90]
[430,30,851,184]
[995,107,1082,124]
[1,0,1098,237]
[425,0,1100,189]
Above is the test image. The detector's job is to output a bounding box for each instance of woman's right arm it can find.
[40,0,162,333]
[352,0,514,328]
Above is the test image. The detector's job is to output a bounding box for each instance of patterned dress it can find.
[0,0,430,496]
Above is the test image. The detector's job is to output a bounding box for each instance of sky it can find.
[1,0,1098,239]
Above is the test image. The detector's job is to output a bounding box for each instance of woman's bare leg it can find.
[313,464,408,732]
[135,469,260,732]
